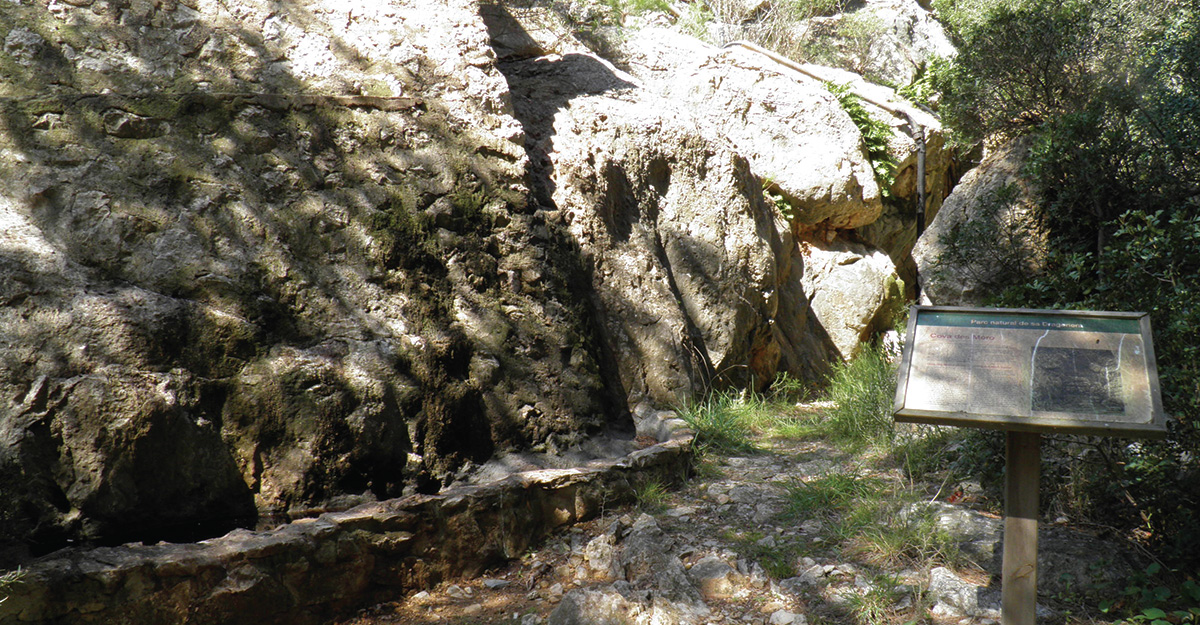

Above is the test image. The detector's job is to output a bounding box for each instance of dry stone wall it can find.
[0,423,692,625]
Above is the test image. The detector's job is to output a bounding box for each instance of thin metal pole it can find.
[1002,431,1040,625]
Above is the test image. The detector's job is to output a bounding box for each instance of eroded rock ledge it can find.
[0,420,692,625]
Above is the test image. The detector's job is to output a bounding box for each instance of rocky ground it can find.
[331,404,1140,625]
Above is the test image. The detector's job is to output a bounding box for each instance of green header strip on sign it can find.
[917,311,1140,334]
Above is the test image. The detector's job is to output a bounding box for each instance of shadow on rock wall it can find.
[483,3,839,406]
[0,0,620,564]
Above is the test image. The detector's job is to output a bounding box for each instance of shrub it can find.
[929,0,1200,565]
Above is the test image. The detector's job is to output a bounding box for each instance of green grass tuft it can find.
[679,390,772,455]
[820,343,898,447]
[634,481,671,513]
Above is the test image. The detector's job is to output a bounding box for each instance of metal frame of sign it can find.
[893,305,1167,438]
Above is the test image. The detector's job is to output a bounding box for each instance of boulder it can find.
[927,566,1002,620]
[0,0,909,558]
[790,0,956,87]
[503,50,784,404]
[913,137,1047,305]
[0,0,611,556]
[621,28,883,230]
[800,239,906,360]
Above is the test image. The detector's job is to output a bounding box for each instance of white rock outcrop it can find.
[622,28,883,230]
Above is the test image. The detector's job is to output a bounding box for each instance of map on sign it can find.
[894,307,1166,437]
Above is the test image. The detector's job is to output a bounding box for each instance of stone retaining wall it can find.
[0,428,692,625]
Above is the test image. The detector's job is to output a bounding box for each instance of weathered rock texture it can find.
[0,0,612,558]
[0,0,942,574]
[621,28,883,230]
[800,240,905,360]
[802,0,956,86]
[503,50,783,404]
[913,137,1047,305]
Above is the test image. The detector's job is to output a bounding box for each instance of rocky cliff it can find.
[0,0,952,563]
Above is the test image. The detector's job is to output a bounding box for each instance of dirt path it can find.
[332,412,1134,625]
[334,427,926,624]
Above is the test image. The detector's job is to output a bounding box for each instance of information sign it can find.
[893,306,1168,625]
[894,306,1166,438]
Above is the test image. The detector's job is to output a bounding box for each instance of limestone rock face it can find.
[503,51,784,405]
[621,28,883,230]
[792,0,956,87]
[0,0,917,559]
[913,137,1047,305]
[800,240,906,360]
[0,0,610,556]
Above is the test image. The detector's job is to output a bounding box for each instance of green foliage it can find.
[681,377,820,455]
[784,472,961,568]
[1099,564,1200,624]
[0,567,23,605]
[676,2,715,40]
[720,528,805,579]
[930,0,1110,142]
[787,0,851,17]
[820,343,898,447]
[679,391,764,455]
[785,472,884,515]
[928,0,1200,566]
[991,209,1200,561]
[826,82,898,198]
[896,58,943,109]
[846,574,917,624]
[600,0,673,24]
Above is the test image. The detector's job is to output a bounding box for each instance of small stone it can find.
[446,584,472,599]
[760,600,785,612]
[464,603,484,616]
[546,582,564,601]
[769,610,804,625]
[748,563,768,588]
[483,578,511,589]
[689,555,740,599]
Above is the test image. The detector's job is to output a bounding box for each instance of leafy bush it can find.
[994,209,1200,559]
[1100,564,1200,624]
[928,0,1200,565]
[930,0,1110,142]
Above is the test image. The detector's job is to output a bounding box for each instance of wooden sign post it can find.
[893,306,1167,625]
